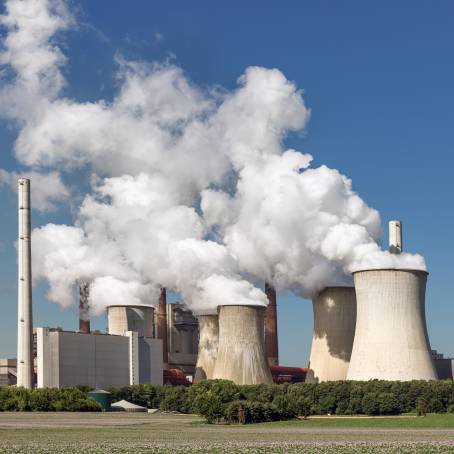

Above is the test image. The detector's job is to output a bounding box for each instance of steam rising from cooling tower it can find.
[194,314,219,381]
[1,0,427,319]
[306,287,356,383]
[213,305,273,385]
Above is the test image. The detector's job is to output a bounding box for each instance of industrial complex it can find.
[1,178,453,390]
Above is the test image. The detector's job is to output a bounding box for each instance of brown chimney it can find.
[157,287,169,368]
[265,282,279,366]
[79,282,90,334]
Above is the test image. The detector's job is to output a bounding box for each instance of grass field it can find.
[1,412,454,453]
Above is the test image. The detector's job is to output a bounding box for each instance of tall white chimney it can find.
[389,220,403,254]
[17,178,33,388]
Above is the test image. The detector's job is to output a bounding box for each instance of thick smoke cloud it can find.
[0,0,425,316]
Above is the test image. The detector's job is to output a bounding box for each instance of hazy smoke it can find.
[1,0,426,316]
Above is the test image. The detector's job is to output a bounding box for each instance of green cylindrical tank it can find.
[87,389,112,411]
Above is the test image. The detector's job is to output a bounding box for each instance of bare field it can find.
[0,412,454,453]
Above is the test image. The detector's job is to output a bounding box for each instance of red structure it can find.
[163,368,191,386]
[270,366,308,384]
[157,287,169,367]
[79,282,90,334]
[265,282,279,366]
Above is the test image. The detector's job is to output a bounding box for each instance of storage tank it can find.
[347,269,437,381]
[107,305,154,338]
[194,314,219,381]
[212,305,273,385]
[306,286,356,383]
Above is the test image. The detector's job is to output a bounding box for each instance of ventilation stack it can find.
[306,287,356,383]
[79,281,90,334]
[107,305,154,337]
[389,220,403,254]
[347,269,437,380]
[264,282,279,366]
[213,305,273,385]
[17,178,34,388]
[194,314,219,381]
[157,288,168,369]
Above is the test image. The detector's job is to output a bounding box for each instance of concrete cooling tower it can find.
[212,305,273,385]
[347,269,437,381]
[107,305,154,338]
[306,287,356,383]
[194,314,219,381]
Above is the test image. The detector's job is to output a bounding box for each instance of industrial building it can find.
[5,179,454,390]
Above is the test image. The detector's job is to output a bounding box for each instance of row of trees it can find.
[109,379,454,423]
[0,387,101,412]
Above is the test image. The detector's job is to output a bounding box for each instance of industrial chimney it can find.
[17,178,34,388]
[389,220,403,254]
[306,287,356,383]
[213,305,273,385]
[347,269,437,381]
[157,288,168,369]
[194,314,219,381]
[264,282,279,366]
[79,281,90,334]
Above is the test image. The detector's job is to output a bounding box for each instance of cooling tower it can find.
[264,283,279,366]
[306,286,356,383]
[17,178,34,388]
[212,305,273,385]
[79,282,90,334]
[157,288,168,368]
[347,269,437,381]
[107,305,154,338]
[194,314,219,381]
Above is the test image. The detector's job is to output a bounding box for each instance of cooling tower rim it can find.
[352,268,428,276]
[106,304,155,310]
[217,304,266,310]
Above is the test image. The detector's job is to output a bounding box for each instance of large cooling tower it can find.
[194,314,219,381]
[212,305,273,385]
[347,269,437,381]
[107,305,154,338]
[306,286,356,383]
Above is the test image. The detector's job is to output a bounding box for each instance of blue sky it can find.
[1,1,453,365]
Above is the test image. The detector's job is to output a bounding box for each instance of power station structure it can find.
[213,305,273,384]
[194,314,219,381]
[306,286,356,383]
[346,221,438,381]
[5,179,454,390]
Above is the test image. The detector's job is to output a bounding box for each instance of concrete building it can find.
[194,314,218,381]
[107,305,154,338]
[389,220,403,254]
[167,303,198,374]
[0,359,17,387]
[36,328,163,388]
[432,350,454,380]
[347,269,437,381]
[306,287,356,383]
[17,178,34,388]
[213,305,273,385]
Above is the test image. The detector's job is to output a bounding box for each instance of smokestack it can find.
[213,305,273,385]
[17,178,33,388]
[306,287,356,383]
[347,269,437,381]
[389,220,403,254]
[194,314,219,381]
[79,282,90,334]
[264,282,279,366]
[157,287,168,368]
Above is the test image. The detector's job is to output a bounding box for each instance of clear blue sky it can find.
[1,1,453,365]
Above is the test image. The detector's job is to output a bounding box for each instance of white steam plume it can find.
[2,0,426,317]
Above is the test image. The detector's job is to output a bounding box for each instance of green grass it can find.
[239,413,454,429]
